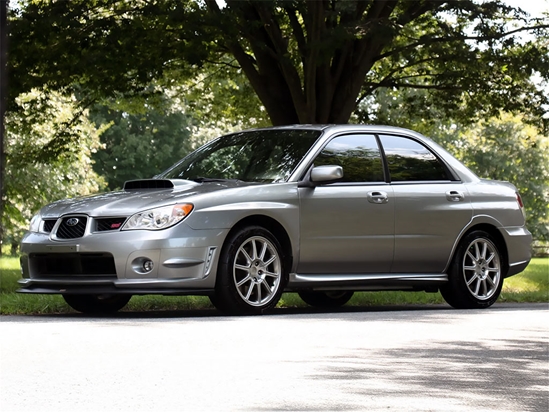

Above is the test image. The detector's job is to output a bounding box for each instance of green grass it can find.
[1,256,547,315]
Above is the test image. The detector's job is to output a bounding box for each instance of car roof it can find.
[244,124,431,137]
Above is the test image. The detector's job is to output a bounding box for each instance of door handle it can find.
[446,190,464,202]
[367,191,389,204]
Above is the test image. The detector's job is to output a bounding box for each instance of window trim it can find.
[299,132,461,186]
[299,132,387,185]
[377,133,461,183]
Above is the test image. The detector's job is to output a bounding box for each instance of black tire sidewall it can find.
[298,291,354,308]
[62,294,131,314]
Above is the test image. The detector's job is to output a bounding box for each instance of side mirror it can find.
[299,165,343,187]
[311,165,343,182]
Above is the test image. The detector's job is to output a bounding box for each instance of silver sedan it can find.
[19,125,532,314]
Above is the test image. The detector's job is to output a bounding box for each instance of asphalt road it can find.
[1,303,548,412]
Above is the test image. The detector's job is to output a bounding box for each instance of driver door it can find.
[297,134,395,274]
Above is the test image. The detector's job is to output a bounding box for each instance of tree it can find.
[8,0,549,129]
[1,0,9,253]
[2,89,106,253]
[89,102,195,190]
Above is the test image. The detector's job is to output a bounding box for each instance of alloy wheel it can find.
[233,236,282,307]
[462,238,501,301]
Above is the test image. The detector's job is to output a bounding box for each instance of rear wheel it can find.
[63,294,131,314]
[210,226,286,315]
[298,291,354,308]
[440,230,503,309]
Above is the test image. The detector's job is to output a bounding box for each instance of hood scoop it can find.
[123,179,174,190]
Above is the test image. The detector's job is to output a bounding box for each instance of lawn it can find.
[1,256,547,315]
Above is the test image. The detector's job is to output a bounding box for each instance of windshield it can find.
[159,129,321,183]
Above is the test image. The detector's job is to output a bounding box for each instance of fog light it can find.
[142,260,154,273]
[131,257,156,275]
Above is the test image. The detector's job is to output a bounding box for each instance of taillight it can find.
[516,192,524,209]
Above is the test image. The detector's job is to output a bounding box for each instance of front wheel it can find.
[440,230,503,309]
[210,226,287,315]
[63,294,132,314]
[298,291,354,308]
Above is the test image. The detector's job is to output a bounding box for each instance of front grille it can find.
[30,253,117,276]
[43,220,57,233]
[56,216,87,239]
[95,217,126,232]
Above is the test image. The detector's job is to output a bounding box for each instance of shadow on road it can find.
[4,302,543,321]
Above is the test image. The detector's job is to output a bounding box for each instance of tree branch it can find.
[377,23,549,62]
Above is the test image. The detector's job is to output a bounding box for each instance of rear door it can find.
[298,134,394,273]
[378,135,473,273]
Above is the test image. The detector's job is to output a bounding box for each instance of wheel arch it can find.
[224,215,294,274]
[450,223,509,277]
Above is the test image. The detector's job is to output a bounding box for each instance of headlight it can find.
[122,204,194,231]
[29,212,42,233]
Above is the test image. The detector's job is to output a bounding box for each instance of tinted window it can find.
[160,130,321,183]
[379,135,450,181]
[314,134,384,182]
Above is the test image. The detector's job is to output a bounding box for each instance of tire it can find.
[298,291,354,308]
[440,230,503,309]
[63,294,132,314]
[210,226,287,315]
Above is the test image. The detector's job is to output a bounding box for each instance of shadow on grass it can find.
[4,302,546,322]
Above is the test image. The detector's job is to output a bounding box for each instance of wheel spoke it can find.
[474,242,481,260]
[257,282,263,302]
[235,263,250,272]
[466,274,479,286]
[480,279,488,296]
[263,255,277,267]
[239,247,253,265]
[263,270,279,279]
[473,279,481,296]
[485,251,496,265]
[258,241,268,261]
[251,239,258,260]
[245,283,255,300]
[464,265,476,272]
[481,242,488,259]
[236,274,252,287]
[466,251,477,263]
[260,281,273,297]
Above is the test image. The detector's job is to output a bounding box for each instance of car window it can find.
[379,135,450,181]
[160,130,321,183]
[313,134,384,182]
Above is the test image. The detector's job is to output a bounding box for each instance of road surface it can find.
[1,303,548,411]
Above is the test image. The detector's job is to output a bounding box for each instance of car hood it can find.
[39,179,254,218]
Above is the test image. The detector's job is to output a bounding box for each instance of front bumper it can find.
[18,223,228,294]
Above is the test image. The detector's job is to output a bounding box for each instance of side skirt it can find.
[287,273,448,292]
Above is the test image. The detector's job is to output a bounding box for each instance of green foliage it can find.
[166,61,271,130]
[2,89,106,250]
[89,101,194,190]
[440,114,549,241]
[8,0,549,127]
